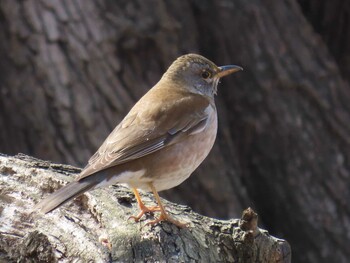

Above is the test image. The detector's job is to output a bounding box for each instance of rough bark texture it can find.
[0,154,290,262]
[0,1,348,263]
[298,0,350,80]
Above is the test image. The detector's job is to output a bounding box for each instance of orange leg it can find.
[145,183,189,228]
[129,187,160,222]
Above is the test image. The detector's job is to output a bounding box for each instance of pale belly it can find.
[95,107,218,192]
[126,111,218,192]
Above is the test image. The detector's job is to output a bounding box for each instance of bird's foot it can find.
[145,212,189,228]
[129,204,161,222]
[130,185,189,228]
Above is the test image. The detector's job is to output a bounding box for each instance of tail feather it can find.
[34,180,98,214]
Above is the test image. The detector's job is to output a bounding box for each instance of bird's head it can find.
[162,54,242,97]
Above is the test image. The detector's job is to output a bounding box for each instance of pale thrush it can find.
[35,54,242,227]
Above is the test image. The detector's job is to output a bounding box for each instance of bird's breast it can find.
[136,105,218,192]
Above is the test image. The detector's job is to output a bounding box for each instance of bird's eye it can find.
[201,70,212,79]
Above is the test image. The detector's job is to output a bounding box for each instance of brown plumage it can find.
[34,54,242,227]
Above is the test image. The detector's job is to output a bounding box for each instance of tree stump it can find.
[0,154,290,262]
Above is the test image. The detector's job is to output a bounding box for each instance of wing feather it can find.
[78,89,213,179]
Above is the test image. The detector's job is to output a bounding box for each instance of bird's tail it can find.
[34,179,98,214]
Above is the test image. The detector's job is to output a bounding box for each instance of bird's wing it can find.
[78,90,213,179]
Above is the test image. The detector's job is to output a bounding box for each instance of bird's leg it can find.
[129,187,160,222]
[145,183,189,228]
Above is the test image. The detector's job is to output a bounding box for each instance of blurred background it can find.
[0,0,349,262]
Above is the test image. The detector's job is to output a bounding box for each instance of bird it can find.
[34,54,242,227]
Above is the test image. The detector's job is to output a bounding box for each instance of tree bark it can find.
[297,0,350,80]
[0,154,290,262]
[0,1,348,263]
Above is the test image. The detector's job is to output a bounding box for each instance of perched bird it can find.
[35,54,242,227]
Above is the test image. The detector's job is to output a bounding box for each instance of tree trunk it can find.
[297,0,350,80]
[0,154,290,262]
[0,1,348,262]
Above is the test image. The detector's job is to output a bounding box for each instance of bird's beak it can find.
[217,65,243,78]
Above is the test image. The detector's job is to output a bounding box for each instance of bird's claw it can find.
[128,205,161,222]
[144,213,189,228]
